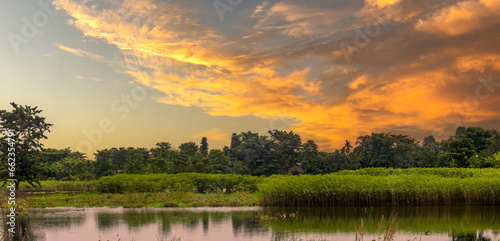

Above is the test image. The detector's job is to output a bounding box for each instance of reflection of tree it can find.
[231,213,244,236]
[97,213,120,231]
[202,212,209,235]
[123,209,157,229]
[230,211,270,239]
[157,213,172,235]
[452,232,492,241]
[262,206,500,235]
[2,215,43,241]
[24,210,86,231]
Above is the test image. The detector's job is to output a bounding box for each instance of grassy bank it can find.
[96,173,262,193]
[260,168,500,206]
[22,191,261,208]
[6,168,500,208]
[18,180,96,193]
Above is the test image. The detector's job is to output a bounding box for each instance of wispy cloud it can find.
[56,43,106,62]
[75,75,101,82]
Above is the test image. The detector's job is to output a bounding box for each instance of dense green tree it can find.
[229,131,279,175]
[485,129,500,156]
[443,127,493,167]
[150,142,171,157]
[353,134,370,158]
[329,151,360,172]
[363,133,394,168]
[41,148,71,164]
[392,134,418,168]
[94,149,117,177]
[124,148,147,174]
[200,137,209,156]
[52,157,94,180]
[179,142,198,156]
[230,133,241,149]
[206,149,232,174]
[0,103,53,190]
[268,130,302,173]
[415,135,441,167]
[110,147,127,170]
[299,140,321,173]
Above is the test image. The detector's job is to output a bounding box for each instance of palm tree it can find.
[354,135,370,156]
[344,140,353,154]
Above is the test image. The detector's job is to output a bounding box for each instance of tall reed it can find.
[260,168,500,206]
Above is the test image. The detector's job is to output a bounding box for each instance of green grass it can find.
[6,168,500,208]
[18,180,96,193]
[21,191,261,208]
[260,168,500,206]
[96,173,262,194]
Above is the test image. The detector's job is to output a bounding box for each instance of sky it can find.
[1,0,499,157]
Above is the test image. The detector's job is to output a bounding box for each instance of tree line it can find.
[30,126,500,181]
[1,103,500,183]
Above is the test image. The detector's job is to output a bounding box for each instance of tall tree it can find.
[94,149,116,177]
[343,140,353,154]
[124,147,147,174]
[268,130,302,171]
[442,127,492,167]
[110,147,127,170]
[179,142,198,156]
[0,103,53,190]
[200,137,208,156]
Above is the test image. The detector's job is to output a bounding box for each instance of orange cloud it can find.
[56,43,106,62]
[365,0,401,8]
[54,0,500,150]
[416,0,500,36]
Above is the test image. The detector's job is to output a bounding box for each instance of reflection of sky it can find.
[16,206,500,241]
[1,0,500,157]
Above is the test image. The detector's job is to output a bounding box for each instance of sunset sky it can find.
[1,0,499,157]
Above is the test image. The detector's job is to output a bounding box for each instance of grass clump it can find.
[260,168,500,206]
[18,180,96,193]
[96,173,262,194]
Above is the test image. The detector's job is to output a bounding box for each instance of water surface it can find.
[2,206,499,241]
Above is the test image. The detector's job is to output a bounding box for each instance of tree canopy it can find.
[0,103,53,187]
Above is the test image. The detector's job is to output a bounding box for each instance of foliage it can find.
[178,142,198,156]
[94,149,117,178]
[124,147,148,174]
[0,103,52,188]
[200,137,208,156]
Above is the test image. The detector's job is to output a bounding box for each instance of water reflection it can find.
[0,206,499,241]
[262,206,500,234]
